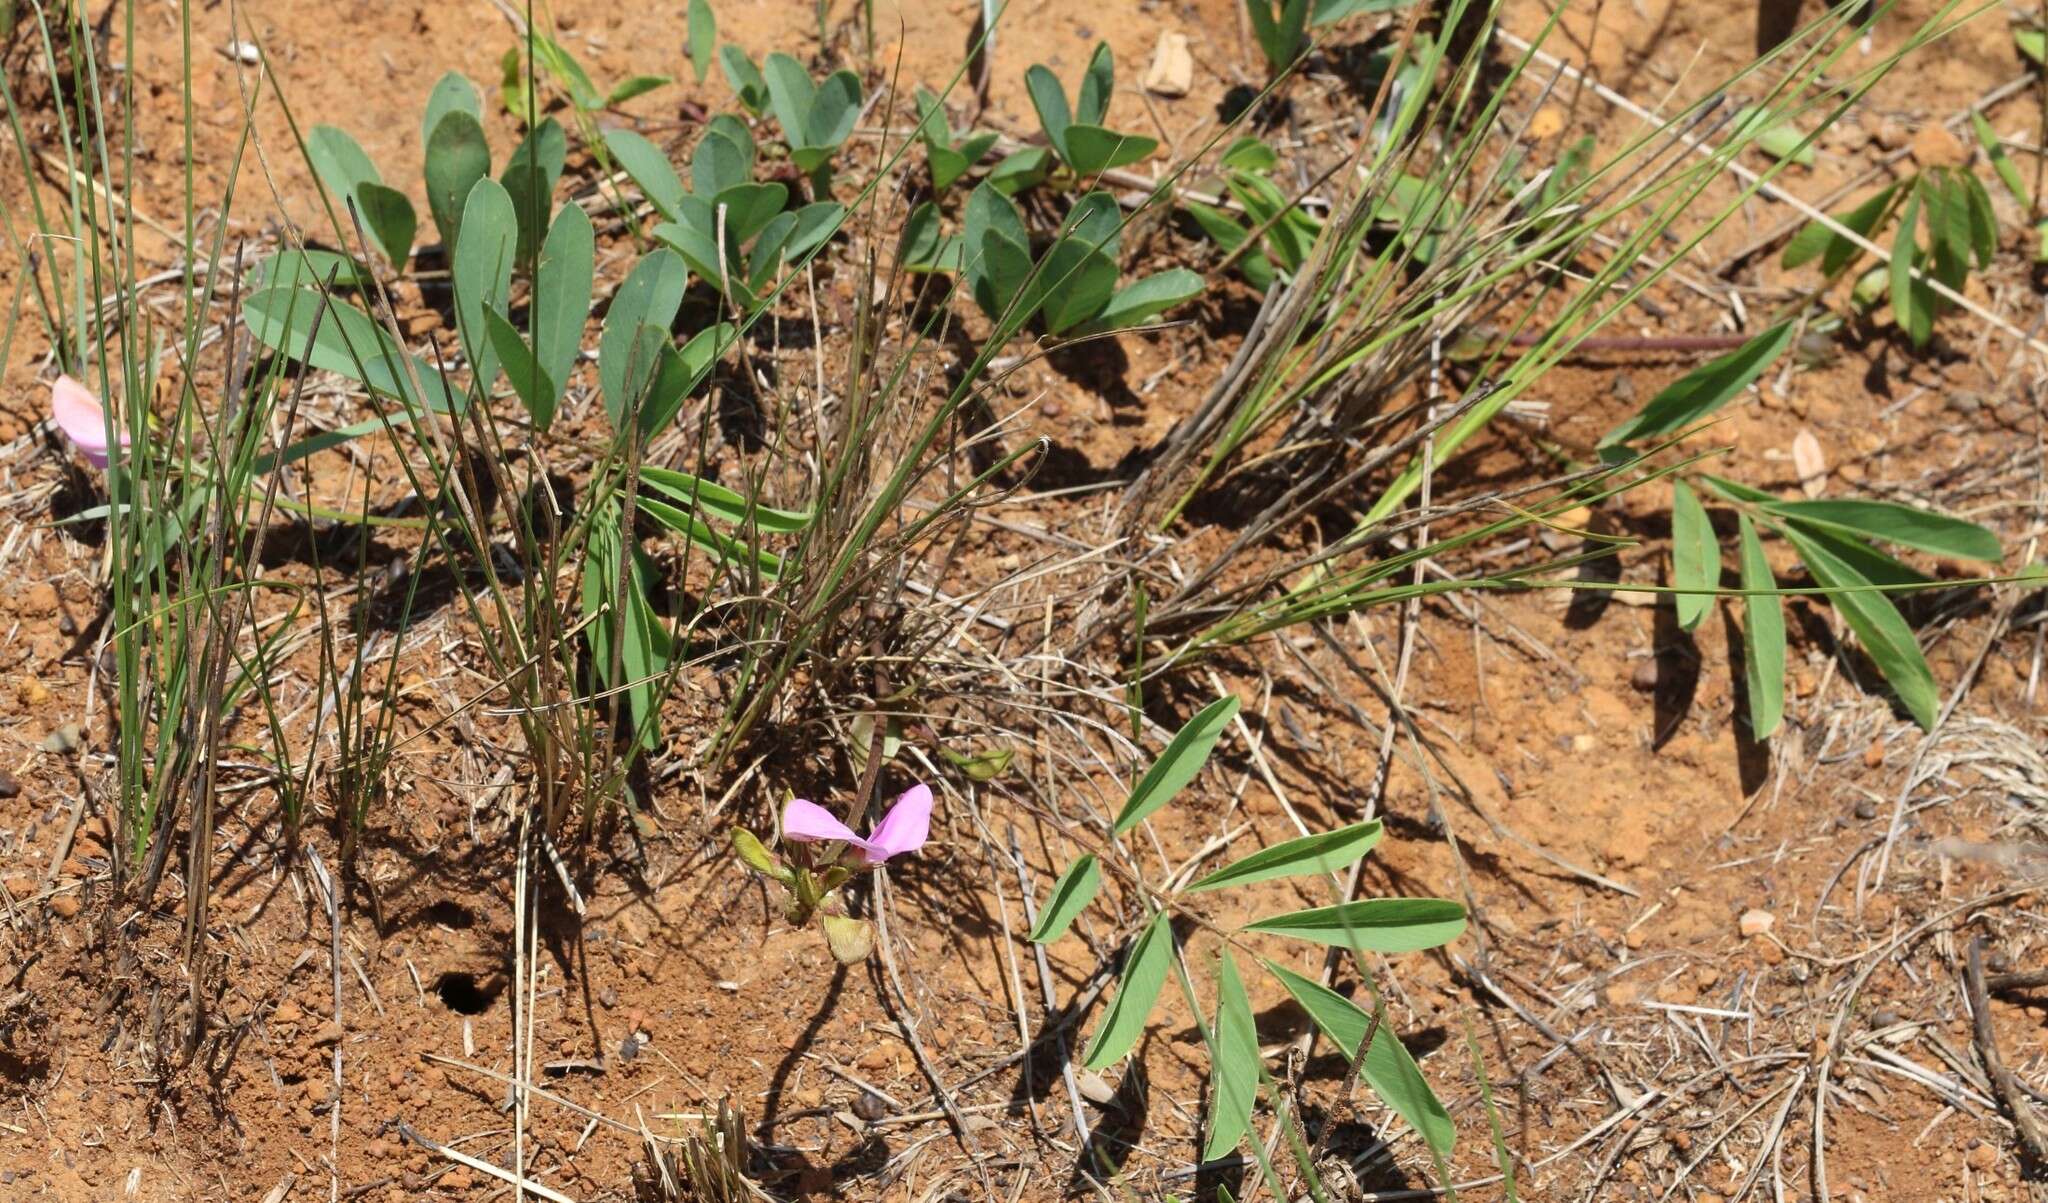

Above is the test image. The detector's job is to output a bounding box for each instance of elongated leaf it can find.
[1112,694,1239,835]
[423,72,482,148]
[530,202,594,428]
[606,74,671,107]
[1733,105,1813,165]
[1736,515,1786,740]
[1760,498,2000,562]
[639,493,786,579]
[641,322,736,435]
[640,464,810,532]
[1187,821,1382,894]
[485,308,554,427]
[1781,524,1939,729]
[243,286,458,412]
[1890,191,1932,346]
[423,110,490,256]
[1782,183,1896,275]
[1081,912,1174,1069]
[599,249,689,428]
[805,69,861,155]
[1027,855,1100,943]
[604,128,687,222]
[1671,479,1718,631]
[1972,111,2032,211]
[452,178,517,393]
[1244,898,1466,953]
[1263,961,1455,1156]
[306,125,380,206]
[1204,950,1260,1162]
[1600,323,1793,447]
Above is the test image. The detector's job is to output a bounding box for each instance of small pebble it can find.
[619,1032,641,1062]
[56,614,75,636]
[1869,1006,1901,1028]
[1852,798,1878,820]
[1630,660,1658,692]
[852,1090,888,1121]
[1965,1140,1998,1170]
[0,770,19,798]
[1738,909,1775,938]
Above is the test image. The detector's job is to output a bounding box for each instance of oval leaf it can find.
[423,110,490,252]
[453,178,518,393]
[532,201,595,427]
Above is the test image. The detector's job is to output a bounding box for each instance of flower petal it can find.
[861,783,933,863]
[51,374,127,468]
[782,798,866,847]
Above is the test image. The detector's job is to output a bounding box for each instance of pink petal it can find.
[861,783,933,864]
[51,374,126,468]
[782,798,867,848]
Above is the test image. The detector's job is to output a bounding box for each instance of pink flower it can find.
[51,374,128,469]
[782,784,933,866]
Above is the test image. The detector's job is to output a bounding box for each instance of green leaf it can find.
[731,827,790,883]
[353,183,415,268]
[719,45,768,113]
[1972,111,2032,211]
[499,47,539,126]
[1073,269,1204,335]
[532,33,600,110]
[257,249,369,291]
[604,128,687,222]
[639,492,786,579]
[306,124,380,207]
[501,117,567,264]
[2018,27,2045,65]
[641,462,809,533]
[640,322,736,435]
[423,72,482,148]
[1313,0,1427,21]
[531,201,594,429]
[1024,64,1072,162]
[1081,911,1174,1070]
[1064,124,1158,176]
[598,249,689,428]
[1733,105,1814,165]
[243,286,459,413]
[423,109,491,252]
[1187,821,1382,894]
[693,127,753,197]
[686,0,716,82]
[485,307,555,428]
[1204,949,1260,1162]
[1736,514,1786,740]
[1671,479,1718,631]
[1781,183,1896,275]
[987,147,1051,195]
[452,178,518,394]
[1027,854,1101,943]
[1263,961,1455,1156]
[1890,190,1932,346]
[713,182,790,245]
[1761,498,2000,562]
[1780,523,1940,729]
[1077,42,1115,127]
[605,74,671,107]
[1964,173,1999,269]
[1112,694,1239,835]
[1028,241,1119,335]
[1599,322,1793,447]
[1243,898,1466,953]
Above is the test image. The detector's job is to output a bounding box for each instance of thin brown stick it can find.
[1964,937,2048,1167]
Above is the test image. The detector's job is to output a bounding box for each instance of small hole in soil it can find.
[434,972,496,1014]
[420,900,474,930]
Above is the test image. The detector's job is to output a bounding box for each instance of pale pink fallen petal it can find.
[861,783,933,864]
[50,374,126,469]
[782,798,866,848]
